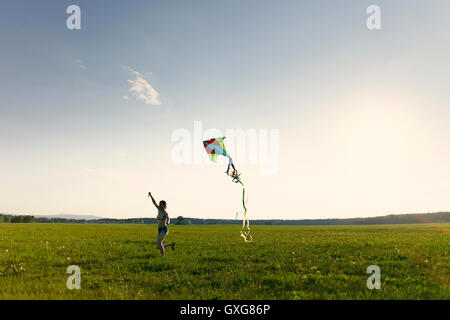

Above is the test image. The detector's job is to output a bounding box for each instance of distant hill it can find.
[34,214,105,221]
[28,211,450,226]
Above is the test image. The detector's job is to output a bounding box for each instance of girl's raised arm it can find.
[148,192,159,209]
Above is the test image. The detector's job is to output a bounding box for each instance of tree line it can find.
[0,214,35,223]
[1,212,449,225]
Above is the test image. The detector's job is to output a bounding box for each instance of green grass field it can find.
[0,223,448,299]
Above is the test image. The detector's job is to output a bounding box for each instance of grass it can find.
[0,223,448,299]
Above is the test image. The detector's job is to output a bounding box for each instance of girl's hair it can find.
[159,200,167,208]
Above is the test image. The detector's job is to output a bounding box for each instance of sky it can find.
[0,0,449,220]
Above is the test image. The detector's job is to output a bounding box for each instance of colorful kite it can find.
[203,137,252,242]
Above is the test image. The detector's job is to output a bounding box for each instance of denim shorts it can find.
[158,226,168,235]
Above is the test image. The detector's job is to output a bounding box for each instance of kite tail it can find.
[229,164,252,242]
[240,187,252,243]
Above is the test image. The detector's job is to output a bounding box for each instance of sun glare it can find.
[344,101,413,189]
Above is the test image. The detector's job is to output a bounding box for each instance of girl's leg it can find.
[157,232,167,256]
[163,242,175,251]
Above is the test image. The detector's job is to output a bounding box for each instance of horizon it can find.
[1,1,450,220]
[3,211,449,222]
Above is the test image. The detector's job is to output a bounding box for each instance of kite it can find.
[203,137,252,242]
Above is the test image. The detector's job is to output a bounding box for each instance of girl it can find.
[149,192,175,256]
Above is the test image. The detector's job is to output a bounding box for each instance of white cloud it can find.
[76,59,87,70]
[125,67,161,105]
